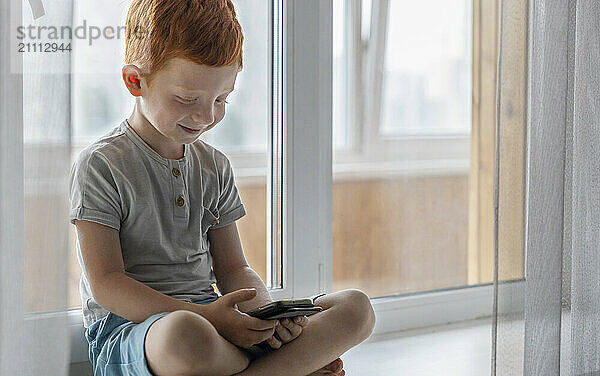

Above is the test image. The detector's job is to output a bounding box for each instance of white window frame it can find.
[271,0,333,300]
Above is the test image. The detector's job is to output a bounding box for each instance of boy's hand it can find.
[201,288,280,349]
[265,315,308,349]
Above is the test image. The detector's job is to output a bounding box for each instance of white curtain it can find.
[493,0,600,374]
[1,0,73,374]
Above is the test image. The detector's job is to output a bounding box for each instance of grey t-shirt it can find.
[69,119,246,328]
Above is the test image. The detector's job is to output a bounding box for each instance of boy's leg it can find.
[145,310,253,376]
[233,289,376,376]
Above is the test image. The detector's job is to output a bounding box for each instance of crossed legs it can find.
[145,289,376,376]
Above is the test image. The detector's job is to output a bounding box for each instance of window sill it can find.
[341,316,492,376]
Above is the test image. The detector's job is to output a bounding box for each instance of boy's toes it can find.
[327,358,343,372]
[309,358,344,375]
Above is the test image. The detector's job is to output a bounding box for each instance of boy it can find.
[69,0,375,375]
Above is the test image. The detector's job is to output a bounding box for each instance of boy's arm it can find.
[209,222,273,313]
[75,219,211,323]
[218,267,273,313]
[96,271,211,323]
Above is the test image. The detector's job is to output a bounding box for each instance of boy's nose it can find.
[190,111,214,127]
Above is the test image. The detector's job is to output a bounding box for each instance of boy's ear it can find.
[122,64,143,97]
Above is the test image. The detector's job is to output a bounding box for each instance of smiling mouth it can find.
[178,123,202,132]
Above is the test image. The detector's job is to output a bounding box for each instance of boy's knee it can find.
[156,310,221,372]
[340,289,376,341]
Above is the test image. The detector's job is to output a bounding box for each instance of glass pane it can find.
[380,0,472,136]
[332,0,349,150]
[332,0,477,299]
[201,2,268,155]
[22,5,73,314]
[69,0,134,311]
[68,0,276,308]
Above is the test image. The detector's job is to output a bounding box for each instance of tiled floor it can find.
[340,317,492,375]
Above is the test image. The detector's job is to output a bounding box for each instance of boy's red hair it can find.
[125,0,243,87]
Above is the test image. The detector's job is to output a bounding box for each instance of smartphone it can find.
[246,299,313,316]
[247,299,322,320]
[257,306,323,320]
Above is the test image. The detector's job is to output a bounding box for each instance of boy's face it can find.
[124,57,238,146]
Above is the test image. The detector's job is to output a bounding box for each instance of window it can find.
[334,0,472,146]
[330,0,526,309]
[332,0,476,299]
[379,1,471,136]
[333,0,471,180]
[5,0,534,368]
[15,0,531,365]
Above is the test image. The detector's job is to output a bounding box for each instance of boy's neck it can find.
[127,104,185,160]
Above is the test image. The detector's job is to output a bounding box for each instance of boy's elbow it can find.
[90,271,123,305]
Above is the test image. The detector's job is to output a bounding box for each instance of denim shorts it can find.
[84,295,220,376]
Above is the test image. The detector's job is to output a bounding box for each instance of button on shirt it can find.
[69,120,246,328]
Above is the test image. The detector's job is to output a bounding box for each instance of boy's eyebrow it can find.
[175,86,235,95]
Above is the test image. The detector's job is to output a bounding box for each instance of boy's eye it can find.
[176,96,197,104]
[176,96,229,105]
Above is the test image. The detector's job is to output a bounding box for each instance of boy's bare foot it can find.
[308,357,345,375]
[247,344,345,375]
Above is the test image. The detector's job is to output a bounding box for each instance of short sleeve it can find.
[69,150,122,231]
[211,151,246,229]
